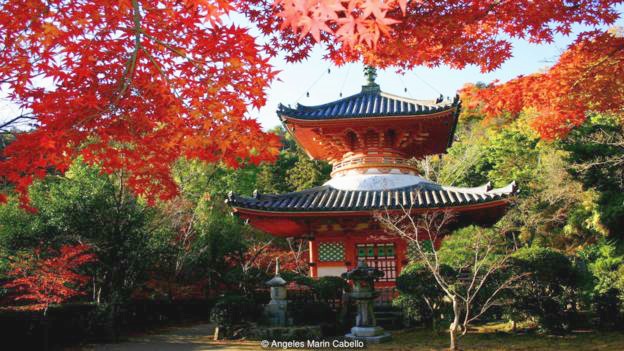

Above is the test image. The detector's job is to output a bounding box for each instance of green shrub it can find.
[310,276,348,301]
[210,294,261,332]
[508,247,579,333]
[280,270,315,286]
[395,262,451,328]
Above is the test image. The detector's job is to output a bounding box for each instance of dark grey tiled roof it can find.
[227,181,516,213]
[278,91,460,120]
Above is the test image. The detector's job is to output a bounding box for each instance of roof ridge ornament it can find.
[362,65,380,93]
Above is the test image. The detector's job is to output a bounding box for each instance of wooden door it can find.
[355,243,397,282]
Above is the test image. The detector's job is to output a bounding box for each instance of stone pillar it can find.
[342,260,391,343]
[264,258,289,326]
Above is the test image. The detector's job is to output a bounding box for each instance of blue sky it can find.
[248,5,624,129]
[251,34,621,130]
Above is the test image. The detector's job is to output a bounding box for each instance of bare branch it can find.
[0,113,36,132]
[377,207,525,350]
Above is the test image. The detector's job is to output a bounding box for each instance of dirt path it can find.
[79,324,262,351]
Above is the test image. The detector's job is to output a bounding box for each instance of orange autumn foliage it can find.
[0,0,280,208]
[462,29,624,139]
[242,0,621,71]
[2,244,96,312]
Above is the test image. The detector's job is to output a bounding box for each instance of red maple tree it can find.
[241,0,621,71]
[0,0,280,208]
[0,0,622,206]
[461,28,624,139]
[3,244,96,313]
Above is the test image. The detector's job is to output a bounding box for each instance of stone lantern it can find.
[342,260,391,343]
[264,258,289,326]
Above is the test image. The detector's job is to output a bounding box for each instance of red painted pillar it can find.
[344,234,355,269]
[309,239,318,278]
[396,238,408,274]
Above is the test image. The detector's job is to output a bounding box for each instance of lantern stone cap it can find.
[266,275,287,287]
[342,260,384,281]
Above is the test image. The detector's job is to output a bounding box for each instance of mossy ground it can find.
[75,322,624,350]
[371,322,624,351]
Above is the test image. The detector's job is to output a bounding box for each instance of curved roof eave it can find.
[226,181,517,214]
[277,91,460,120]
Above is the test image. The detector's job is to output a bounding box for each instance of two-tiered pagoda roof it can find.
[227,68,516,238]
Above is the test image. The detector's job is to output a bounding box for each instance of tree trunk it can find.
[43,307,49,351]
[449,296,460,351]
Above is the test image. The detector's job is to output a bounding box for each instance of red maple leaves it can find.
[276,0,405,46]
[3,244,96,311]
[462,29,624,139]
[0,0,280,207]
[245,0,621,71]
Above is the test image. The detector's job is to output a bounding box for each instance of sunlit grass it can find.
[370,322,624,351]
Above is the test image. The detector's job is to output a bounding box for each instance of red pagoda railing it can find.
[332,155,416,175]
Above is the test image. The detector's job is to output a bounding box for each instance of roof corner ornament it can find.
[362,65,380,93]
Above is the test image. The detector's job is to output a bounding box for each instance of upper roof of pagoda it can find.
[277,90,459,121]
[277,67,461,163]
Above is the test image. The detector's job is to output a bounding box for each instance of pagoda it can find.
[227,68,516,287]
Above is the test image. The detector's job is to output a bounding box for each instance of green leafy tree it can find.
[0,161,154,304]
[577,239,624,329]
[256,127,330,194]
[379,211,524,351]
[286,150,332,191]
[395,262,451,330]
[439,114,608,250]
[141,158,271,298]
[508,247,579,333]
[563,114,624,235]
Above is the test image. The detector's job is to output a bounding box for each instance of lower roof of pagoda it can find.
[226,175,517,214]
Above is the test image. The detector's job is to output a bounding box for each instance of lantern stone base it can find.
[345,326,391,343]
[264,299,289,327]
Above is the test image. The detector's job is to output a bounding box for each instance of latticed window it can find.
[356,243,397,282]
[319,242,345,262]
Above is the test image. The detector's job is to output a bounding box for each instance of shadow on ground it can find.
[78,324,260,351]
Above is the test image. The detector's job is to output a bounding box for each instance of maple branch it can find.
[242,239,274,273]
[141,31,205,72]
[113,0,143,105]
[0,113,36,132]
